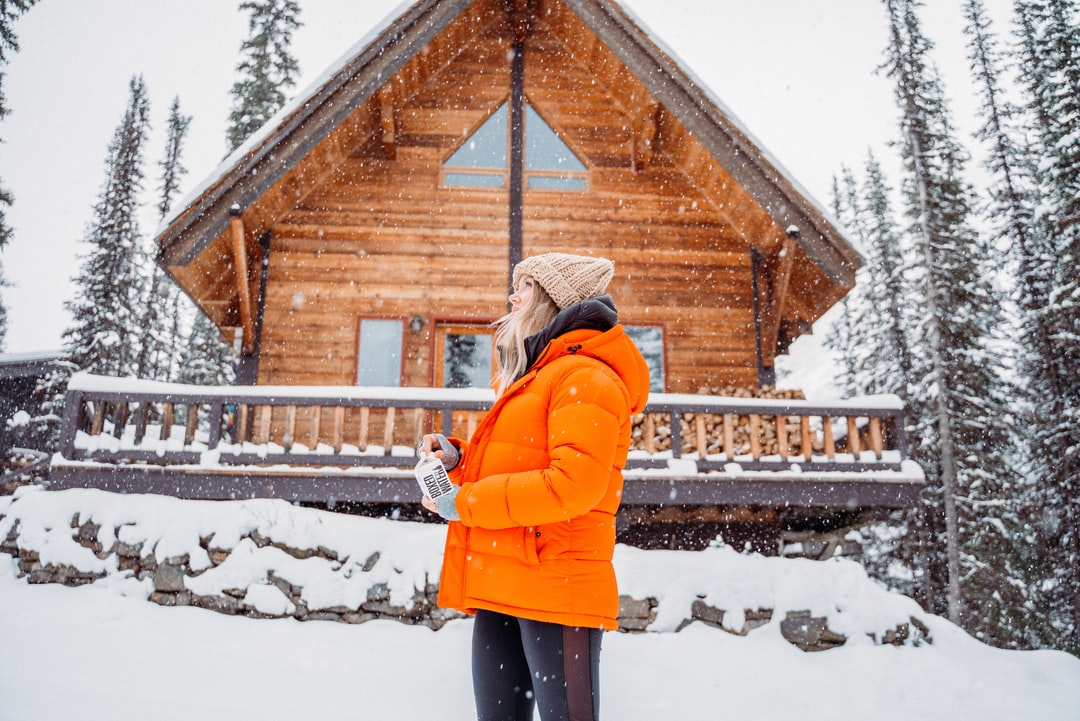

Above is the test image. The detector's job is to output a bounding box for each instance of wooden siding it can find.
[244,0,773,392]
[160,0,859,393]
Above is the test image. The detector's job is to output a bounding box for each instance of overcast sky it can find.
[0,0,1014,359]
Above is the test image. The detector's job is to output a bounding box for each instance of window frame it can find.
[354,316,407,387]
[624,323,667,393]
[441,99,588,192]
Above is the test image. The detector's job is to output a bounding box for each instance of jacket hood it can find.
[524,295,650,414]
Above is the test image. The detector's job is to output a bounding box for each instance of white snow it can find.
[1,484,1078,721]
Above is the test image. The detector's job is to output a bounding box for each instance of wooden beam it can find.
[229,207,256,354]
[378,84,396,160]
[633,102,661,171]
[510,0,532,41]
[762,230,798,367]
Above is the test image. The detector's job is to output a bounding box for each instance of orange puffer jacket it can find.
[437,310,650,630]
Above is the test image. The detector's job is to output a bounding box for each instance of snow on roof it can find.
[155,0,415,238]
[155,0,859,269]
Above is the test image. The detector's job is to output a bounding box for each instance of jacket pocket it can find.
[470,527,540,566]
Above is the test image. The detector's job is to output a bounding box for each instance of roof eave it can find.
[567,0,863,285]
[154,0,473,268]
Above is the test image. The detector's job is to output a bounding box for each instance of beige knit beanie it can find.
[513,252,615,309]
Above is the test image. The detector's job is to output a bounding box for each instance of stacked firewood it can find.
[630,386,814,457]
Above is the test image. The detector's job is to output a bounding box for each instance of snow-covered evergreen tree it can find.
[135,96,191,382]
[225,0,302,153]
[956,0,1056,651]
[32,76,151,447]
[0,0,37,250]
[826,153,923,598]
[176,312,235,387]
[62,75,152,378]
[823,171,861,398]
[0,0,40,349]
[1011,0,1080,655]
[881,0,1016,634]
[825,158,916,403]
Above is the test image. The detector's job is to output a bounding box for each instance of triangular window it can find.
[444,101,587,190]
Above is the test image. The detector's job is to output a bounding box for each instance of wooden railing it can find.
[50,375,921,507]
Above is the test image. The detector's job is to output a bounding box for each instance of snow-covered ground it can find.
[2,486,1078,721]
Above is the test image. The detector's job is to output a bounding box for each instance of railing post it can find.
[668,413,682,457]
[57,389,84,459]
[207,402,224,450]
[892,409,910,460]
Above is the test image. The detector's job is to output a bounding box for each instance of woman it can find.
[420,252,650,721]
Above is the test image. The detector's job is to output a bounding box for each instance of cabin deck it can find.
[50,375,923,513]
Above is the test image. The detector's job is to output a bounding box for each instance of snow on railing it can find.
[51,374,922,506]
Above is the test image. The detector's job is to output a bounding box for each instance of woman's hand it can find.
[416,433,460,470]
[420,488,461,521]
[417,433,440,458]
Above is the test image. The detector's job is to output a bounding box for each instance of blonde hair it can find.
[492,275,560,394]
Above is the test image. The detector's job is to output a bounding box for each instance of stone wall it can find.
[2,514,931,653]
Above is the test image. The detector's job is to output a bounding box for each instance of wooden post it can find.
[229,206,255,354]
[383,407,396,453]
[236,404,249,444]
[309,406,322,450]
[723,413,734,458]
[90,402,107,436]
[847,416,861,457]
[749,414,762,459]
[868,417,884,459]
[161,403,174,442]
[822,416,835,459]
[776,414,788,459]
[257,405,271,445]
[413,407,425,445]
[133,402,149,445]
[184,405,198,446]
[800,416,812,460]
[695,414,707,457]
[358,406,370,451]
[284,405,297,450]
[467,410,478,439]
[332,407,345,453]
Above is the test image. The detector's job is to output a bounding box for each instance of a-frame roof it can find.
[155,0,860,361]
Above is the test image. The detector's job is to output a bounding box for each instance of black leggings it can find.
[471,609,603,721]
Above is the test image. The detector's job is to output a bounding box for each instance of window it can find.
[625,325,665,393]
[444,104,508,188]
[356,318,404,386]
[443,101,587,190]
[436,324,494,389]
[524,104,586,190]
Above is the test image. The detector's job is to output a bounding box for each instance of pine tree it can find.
[956,0,1053,650]
[62,75,152,378]
[0,0,37,250]
[858,153,915,402]
[32,77,151,448]
[176,312,235,387]
[135,97,192,382]
[823,171,861,398]
[826,154,923,596]
[881,0,1016,633]
[225,0,302,153]
[0,0,40,349]
[1012,0,1080,655]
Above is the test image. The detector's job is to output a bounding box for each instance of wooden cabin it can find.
[48,0,921,554]
[154,0,860,395]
